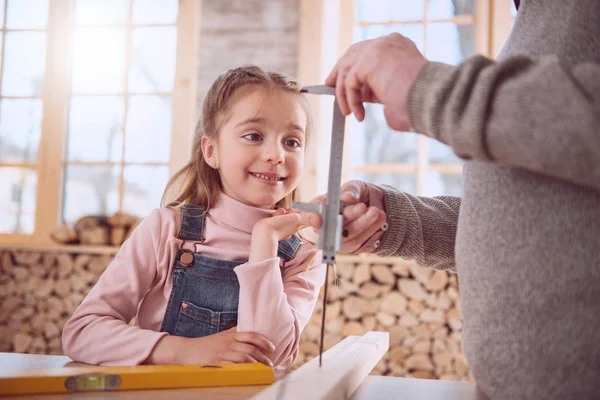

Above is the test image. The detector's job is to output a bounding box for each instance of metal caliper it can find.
[292,85,346,367]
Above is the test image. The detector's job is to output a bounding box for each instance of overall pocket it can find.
[174,300,238,338]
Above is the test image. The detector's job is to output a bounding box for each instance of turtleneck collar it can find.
[208,192,277,234]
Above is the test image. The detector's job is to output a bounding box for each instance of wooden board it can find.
[252,331,389,400]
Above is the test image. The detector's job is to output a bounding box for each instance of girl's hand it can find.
[150,327,275,366]
[310,180,387,254]
[249,209,319,263]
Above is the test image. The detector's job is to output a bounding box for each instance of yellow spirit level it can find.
[0,363,273,395]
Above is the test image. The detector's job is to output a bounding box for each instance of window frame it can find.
[297,0,515,198]
[0,0,200,246]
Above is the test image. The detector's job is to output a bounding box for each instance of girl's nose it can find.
[263,143,285,164]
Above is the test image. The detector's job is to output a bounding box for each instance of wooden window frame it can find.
[0,0,200,247]
[297,0,515,197]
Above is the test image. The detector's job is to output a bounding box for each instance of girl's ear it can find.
[201,136,219,169]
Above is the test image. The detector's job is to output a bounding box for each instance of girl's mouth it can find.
[249,172,285,183]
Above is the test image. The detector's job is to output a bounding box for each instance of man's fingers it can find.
[346,66,366,121]
[340,207,387,253]
[336,70,350,116]
[342,203,368,226]
[235,332,275,353]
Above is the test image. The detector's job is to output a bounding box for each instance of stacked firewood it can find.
[51,213,141,246]
[0,251,114,354]
[296,257,471,381]
[0,250,471,381]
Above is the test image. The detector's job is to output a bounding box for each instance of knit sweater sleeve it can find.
[375,185,460,272]
[407,55,600,192]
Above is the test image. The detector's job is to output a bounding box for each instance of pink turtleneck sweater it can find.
[62,193,325,368]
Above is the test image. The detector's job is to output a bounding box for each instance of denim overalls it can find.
[160,204,302,338]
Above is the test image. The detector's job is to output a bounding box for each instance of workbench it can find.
[0,352,477,399]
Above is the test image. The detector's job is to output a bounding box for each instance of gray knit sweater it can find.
[376,1,600,399]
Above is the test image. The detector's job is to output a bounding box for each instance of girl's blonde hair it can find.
[161,65,312,210]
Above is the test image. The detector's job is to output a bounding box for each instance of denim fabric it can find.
[161,204,301,338]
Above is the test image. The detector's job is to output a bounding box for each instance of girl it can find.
[62,66,325,369]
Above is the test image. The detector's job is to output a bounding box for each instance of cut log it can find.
[79,226,109,245]
[342,321,365,336]
[362,316,376,331]
[107,212,139,227]
[371,265,395,285]
[353,263,371,285]
[391,262,410,277]
[74,215,107,233]
[375,312,396,327]
[358,282,380,299]
[426,270,449,292]
[380,292,407,316]
[50,224,78,244]
[342,296,364,320]
[409,264,432,285]
[110,227,126,246]
[398,279,427,301]
[405,354,434,371]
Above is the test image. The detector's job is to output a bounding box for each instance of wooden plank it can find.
[351,376,476,400]
[252,331,389,400]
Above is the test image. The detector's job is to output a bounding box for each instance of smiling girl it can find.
[62,66,325,369]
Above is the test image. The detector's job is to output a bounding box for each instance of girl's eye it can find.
[242,133,262,141]
[285,138,301,148]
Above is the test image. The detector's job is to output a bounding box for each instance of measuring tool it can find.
[292,85,346,367]
[0,362,273,396]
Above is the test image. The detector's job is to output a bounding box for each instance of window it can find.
[63,0,178,225]
[0,0,198,244]
[333,0,515,198]
[0,0,49,235]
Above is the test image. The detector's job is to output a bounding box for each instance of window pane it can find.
[350,104,417,166]
[124,95,171,163]
[424,172,462,197]
[0,99,43,163]
[75,0,128,25]
[62,165,120,225]
[132,0,178,24]
[72,28,126,93]
[427,0,475,19]
[426,23,475,64]
[6,0,49,29]
[0,167,36,234]
[2,32,47,96]
[428,137,461,163]
[355,0,425,22]
[67,96,124,162]
[0,0,5,29]
[129,27,177,93]
[122,165,169,217]
[355,24,425,53]
[350,172,417,195]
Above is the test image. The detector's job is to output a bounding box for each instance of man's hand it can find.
[311,180,387,254]
[325,33,427,131]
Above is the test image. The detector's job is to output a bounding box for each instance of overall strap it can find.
[277,235,302,262]
[176,204,206,242]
